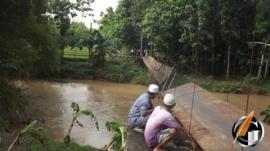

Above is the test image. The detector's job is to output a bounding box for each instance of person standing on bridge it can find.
[128,84,159,132]
[144,93,188,151]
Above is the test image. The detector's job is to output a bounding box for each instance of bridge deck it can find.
[126,83,270,151]
[168,83,270,151]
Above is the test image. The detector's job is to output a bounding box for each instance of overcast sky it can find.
[71,0,119,29]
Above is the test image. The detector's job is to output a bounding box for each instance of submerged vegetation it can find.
[104,121,127,151]
[64,102,99,144]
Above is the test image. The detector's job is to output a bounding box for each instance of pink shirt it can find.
[144,106,181,147]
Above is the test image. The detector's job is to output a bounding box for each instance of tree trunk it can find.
[226,43,231,80]
[211,36,215,74]
[264,54,269,79]
[88,46,91,63]
[140,32,143,57]
[249,47,254,74]
[249,32,255,74]
[61,48,64,65]
[257,41,269,80]
[257,51,264,80]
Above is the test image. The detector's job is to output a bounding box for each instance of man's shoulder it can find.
[137,93,149,102]
[154,106,172,117]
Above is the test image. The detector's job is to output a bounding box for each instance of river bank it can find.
[60,57,150,85]
[171,74,270,95]
[60,56,270,94]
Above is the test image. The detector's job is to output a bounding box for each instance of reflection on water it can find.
[24,80,147,148]
[211,92,270,120]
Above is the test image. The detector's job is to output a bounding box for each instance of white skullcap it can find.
[163,93,176,106]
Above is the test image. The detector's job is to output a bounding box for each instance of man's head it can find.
[147,84,159,99]
[163,93,176,109]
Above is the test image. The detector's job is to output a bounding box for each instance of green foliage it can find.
[64,102,99,144]
[105,121,126,151]
[99,0,270,79]
[20,137,97,151]
[142,0,190,65]
[100,0,155,50]
[17,126,97,151]
[0,0,61,78]
[8,120,47,151]
[0,78,29,130]
[175,75,270,93]
[261,105,270,124]
[95,57,149,84]
[68,22,90,48]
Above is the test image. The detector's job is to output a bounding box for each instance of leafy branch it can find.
[64,102,99,144]
[8,120,46,151]
[261,105,270,124]
[103,121,126,151]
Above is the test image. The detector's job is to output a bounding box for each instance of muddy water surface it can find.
[24,80,148,149]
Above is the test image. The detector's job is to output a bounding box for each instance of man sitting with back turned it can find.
[144,93,188,151]
[128,84,159,132]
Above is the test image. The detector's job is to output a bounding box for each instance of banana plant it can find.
[104,121,126,151]
[261,105,270,124]
[8,120,46,151]
[64,102,99,144]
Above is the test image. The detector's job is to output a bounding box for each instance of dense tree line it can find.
[0,0,60,77]
[0,0,95,78]
[100,0,270,79]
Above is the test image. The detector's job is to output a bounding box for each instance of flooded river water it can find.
[23,80,147,149]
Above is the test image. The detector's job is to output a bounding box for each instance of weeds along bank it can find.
[61,55,150,85]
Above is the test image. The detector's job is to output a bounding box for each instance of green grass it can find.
[95,57,150,84]
[171,75,270,94]
[64,47,89,59]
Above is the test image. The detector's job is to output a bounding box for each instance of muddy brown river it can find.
[20,80,270,149]
[22,80,147,149]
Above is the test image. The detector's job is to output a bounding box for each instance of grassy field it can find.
[64,47,89,59]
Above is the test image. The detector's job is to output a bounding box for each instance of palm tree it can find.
[64,102,99,144]
[103,121,126,151]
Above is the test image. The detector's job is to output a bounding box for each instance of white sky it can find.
[71,0,119,29]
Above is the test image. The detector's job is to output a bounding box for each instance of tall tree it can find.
[50,0,94,64]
